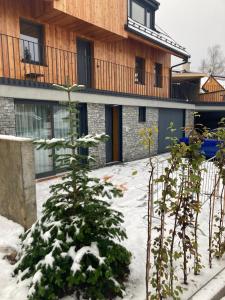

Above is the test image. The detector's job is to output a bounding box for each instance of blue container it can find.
[179,137,222,158]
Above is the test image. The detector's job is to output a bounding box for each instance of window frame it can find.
[20,18,45,65]
[154,63,163,88]
[135,56,146,85]
[138,106,146,123]
[128,0,155,30]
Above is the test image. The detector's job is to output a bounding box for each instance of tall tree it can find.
[199,45,225,75]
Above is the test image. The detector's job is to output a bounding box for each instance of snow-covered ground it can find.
[0,157,225,300]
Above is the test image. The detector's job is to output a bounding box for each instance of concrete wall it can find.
[122,106,158,161]
[87,103,106,167]
[0,97,16,135]
[0,135,36,229]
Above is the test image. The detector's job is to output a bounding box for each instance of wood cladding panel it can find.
[93,39,171,98]
[199,91,225,102]
[0,0,171,99]
[53,0,127,38]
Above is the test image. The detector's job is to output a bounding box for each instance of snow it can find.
[0,156,225,299]
[0,135,31,142]
[77,133,106,144]
[44,252,55,268]
[0,216,28,300]
[68,243,104,274]
[217,79,225,89]
[127,18,189,58]
[36,138,65,144]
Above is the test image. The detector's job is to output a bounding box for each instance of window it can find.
[132,1,145,25]
[129,0,154,29]
[139,107,146,122]
[20,19,44,64]
[135,57,145,84]
[154,63,163,88]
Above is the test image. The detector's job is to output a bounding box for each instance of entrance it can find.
[105,105,122,163]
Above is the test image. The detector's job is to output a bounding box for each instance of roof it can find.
[172,71,207,82]
[126,18,190,59]
[216,77,225,89]
[201,75,225,91]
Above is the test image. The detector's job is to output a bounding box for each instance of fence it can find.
[151,155,223,205]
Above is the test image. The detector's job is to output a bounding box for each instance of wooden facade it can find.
[0,0,173,99]
[199,90,225,102]
[202,76,225,93]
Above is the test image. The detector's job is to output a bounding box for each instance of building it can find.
[0,0,208,177]
[172,71,225,130]
[199,75,225,103]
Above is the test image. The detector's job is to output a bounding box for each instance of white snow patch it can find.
[68,243,104,274]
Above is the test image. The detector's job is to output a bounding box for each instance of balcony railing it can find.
[198,90,225,103]
[0,33,172,99]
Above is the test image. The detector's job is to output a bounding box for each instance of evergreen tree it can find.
[14,84,131,300]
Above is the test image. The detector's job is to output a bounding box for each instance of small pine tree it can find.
[14,84,131,300]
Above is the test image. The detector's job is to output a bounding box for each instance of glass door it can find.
[15,102,53,175]
[15,101,87,177]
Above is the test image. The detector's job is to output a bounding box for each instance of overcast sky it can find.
[156,0,225,71]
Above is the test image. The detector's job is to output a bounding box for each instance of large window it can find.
[15,101,87,177]
[20,19,44,64]
[135,57,145,85]
[129,0,154,29]
[154,63,163,88]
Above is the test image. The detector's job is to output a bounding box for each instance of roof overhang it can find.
[126,18,190,60]
[172,72,207,82]
[140,0,160,10]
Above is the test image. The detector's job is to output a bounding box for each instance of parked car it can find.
[180,131,224,159]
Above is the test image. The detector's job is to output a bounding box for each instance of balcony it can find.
[0,33,174,100]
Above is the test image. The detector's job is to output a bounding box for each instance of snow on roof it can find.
[201,77,209,88]
[127,18,190,58]
[216,78,225,89]
[201,76,225,90]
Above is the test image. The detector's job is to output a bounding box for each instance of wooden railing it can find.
[198,90,225,102]
[0,33,171,99]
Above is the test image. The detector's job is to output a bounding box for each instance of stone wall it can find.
[0,135,36,229]
[122,106,158,161]
[185,109,195,132]
[87,103,106,167]
[0,97,16,135]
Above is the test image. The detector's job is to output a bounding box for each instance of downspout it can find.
[169,59,189,98]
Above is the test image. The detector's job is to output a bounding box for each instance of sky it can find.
[156,0,225,71]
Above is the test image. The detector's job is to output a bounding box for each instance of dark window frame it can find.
[20,18,45,65]
[154,63,163,88]
[135,56,145,85]
[128,0,155,30]
[138,106,146,123]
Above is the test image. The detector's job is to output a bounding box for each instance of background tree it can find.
[199,45,225,75]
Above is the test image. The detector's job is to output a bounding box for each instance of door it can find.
[15,101,88,177]
[77,38,92,88]
[158,108,184,153]
[15,102,54,176]
[105,105,122,163]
